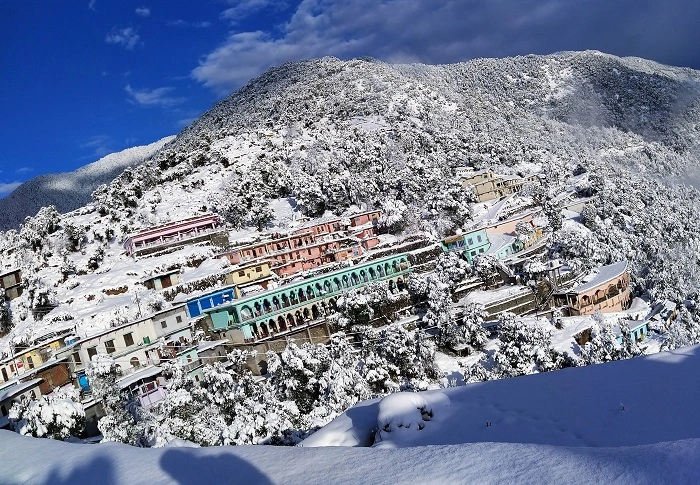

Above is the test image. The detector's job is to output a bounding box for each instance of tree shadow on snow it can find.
[40,455,115,485]
[160,448,274,485]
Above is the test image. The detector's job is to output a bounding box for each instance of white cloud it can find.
[220,0,281,24]
[0,182,23,198]
[80,134,115,159]
[14,167,32,175]
[192,0,700,95]
[125,84,185,107]
[135,6,151,17]
[88,0,96,11]
[167,19,211,28]
[105,27,140,50]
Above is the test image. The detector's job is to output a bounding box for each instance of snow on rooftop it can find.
[567,261,628,294]
[196,339,229,353]
[116,365,163,389]
[0,379,42,402]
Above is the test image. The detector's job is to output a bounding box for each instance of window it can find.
[479,248,484,253]
[238,270,245,277]
[87,347,97,360]
[27,356,34,369]
[72,351,82,365]
[195,375,200,383]
[105,340,116,354]
[187,355,193,363]
[468,238,473,245]
[256,266,262,272]
[477,235,482,242]
[176,316,182,324]
[161,320,167,329]
[471,251,476,256]
[124,333,134,347]
[30,390,36,399]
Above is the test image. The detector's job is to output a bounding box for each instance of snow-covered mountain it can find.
[3,51,700,481]
[3,51,700,354]
[0,136,174,231]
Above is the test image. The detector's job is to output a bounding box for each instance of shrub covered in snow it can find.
[9,386,85,440]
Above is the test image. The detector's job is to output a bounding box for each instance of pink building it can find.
[349,209,381,227]
[292,218,343,237]
[553,261,632,316]
[123,214,228,257]
[219,211,382,278]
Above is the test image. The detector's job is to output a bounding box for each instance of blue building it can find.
[616,320,649,345]
[441,229,491,263]
[186,286,239,318]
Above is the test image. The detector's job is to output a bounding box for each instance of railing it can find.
[132,226,225,252]
[229,267,412,329]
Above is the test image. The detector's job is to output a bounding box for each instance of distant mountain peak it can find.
[0,136,174,230]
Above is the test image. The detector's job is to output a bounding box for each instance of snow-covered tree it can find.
[580,319,623,365]
[9,386,85,440]
[0,297,11,335]
[85,354,153,445]
[492,312,570,378]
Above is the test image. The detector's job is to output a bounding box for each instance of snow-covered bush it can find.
[9,386,85,440]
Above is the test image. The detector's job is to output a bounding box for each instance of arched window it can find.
[130,357,140,368]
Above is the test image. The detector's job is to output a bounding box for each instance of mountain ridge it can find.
[0,136,174,231]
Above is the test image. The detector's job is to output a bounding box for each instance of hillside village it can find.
[0,162,678,442]
[1,53,700,451]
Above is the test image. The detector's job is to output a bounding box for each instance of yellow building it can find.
[224,261,273,287]
[458,168,534,203]
[0,334,66,383]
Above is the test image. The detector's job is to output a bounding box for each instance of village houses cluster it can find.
[0,166,670,436]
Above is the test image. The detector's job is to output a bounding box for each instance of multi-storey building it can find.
[0,269,22,300]
[123,214,229,257]
[203,253,412,345]
[553,261,632,316]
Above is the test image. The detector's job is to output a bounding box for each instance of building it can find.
[348,209,381,228]
[116,366,167,410]
[458,169,534,203]
[441,229,491,263]
[0,269,22,300]
[224,261,274,287]
[54,304,190,384]
[204,253,412,344]
[484,234,523,260]
[0,379,43,429]
[186,286,239,319]
[552,261,632,316]
[142,270,181,291]
[20,358,72,395]
[0,333,69,384]
[123,214,229,257]
[615,320,649,345]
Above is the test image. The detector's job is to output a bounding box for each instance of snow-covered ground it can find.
[307,344,700,451]
[4,345,700,484]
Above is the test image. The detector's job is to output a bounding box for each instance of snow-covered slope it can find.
[3,52,700,365]
[304,344,700,449]
[3,346,700,484]
[0,136,174,230]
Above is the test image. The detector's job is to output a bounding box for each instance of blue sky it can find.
[2,0,700,197]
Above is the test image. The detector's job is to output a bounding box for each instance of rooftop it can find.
[116,365,163,389]
[0,378,43,402]
[567,261,629,295]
